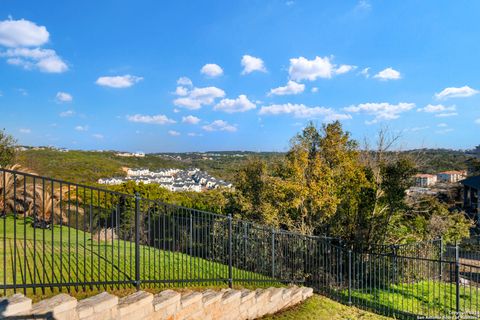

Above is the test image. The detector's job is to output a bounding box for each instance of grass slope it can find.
[262,295,391,320]
[0,216,273,298]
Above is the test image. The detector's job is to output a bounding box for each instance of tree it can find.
[0,129,16,168]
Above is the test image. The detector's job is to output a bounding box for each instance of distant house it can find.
[414,174,437,187]
[461,175,480,217]
[437,170,466,183]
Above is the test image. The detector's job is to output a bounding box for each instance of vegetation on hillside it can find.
[4,125,474,248]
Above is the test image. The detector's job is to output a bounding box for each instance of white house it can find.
[414,174,437,187]
[437,170,466,183]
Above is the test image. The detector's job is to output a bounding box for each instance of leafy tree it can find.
[0,129,16,168]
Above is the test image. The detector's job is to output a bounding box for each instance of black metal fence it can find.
[1,168,480,319]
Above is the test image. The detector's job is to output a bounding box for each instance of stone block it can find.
[181,292,202,308]
[302,287,314,299]
[31,293,77,319]
[202,290,223,307]
[77,292,118,319]
[240,290,255,303]
[0,293,32,317]
[118,291,153,319]
[221,289,241,305]
[153,290,181,312]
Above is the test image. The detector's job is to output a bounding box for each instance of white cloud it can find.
[241,55,267,74]
[335,64,356,75]
[355,0,372,11]
[182,115,201,124]
[1,48,68,73]
[311,87,319,93]
[435,112,458,118]
[59,110,75,117]
[174,86,225,110]
[173,108,180,113]
[55,91,72,103]
[200,63,223,77]
[417,104,456,113]
[127,114,176,125]
[475,118,480,124]
[436,128,454,134]
[176,77,192,86]
[75,125,88,131]
[268,81,305,96]
[92,133,104,139]
[19,128,31,134]
[168,130,180,136]
[344,102,414,124]
[360,67,370,78]
[0,19,49,47]
[406,126,429,132]
[435,86,479,100]
[373,67,401,80]
[288,56,354,81]
[175,86,189,96]
[437,123,448,127]
[96,75,143,88]
[202,120,237,132]
[259,103,351,121]
[187,132,203,137]
[213,94,256,113]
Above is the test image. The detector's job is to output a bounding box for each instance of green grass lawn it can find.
[0,216,274,298]
[344,280,480,319]
[262,295,391,320]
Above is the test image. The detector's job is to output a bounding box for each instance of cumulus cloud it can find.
[96,75,143,88]
[1,48,68,73]
[75,125,88,131]
[335,64,356,75]
[174,86,225,110]
[475,119,480,125]
[182,115,201,124]
[202,120,237,132]
[187,132,203,137]
[344,102,414,124]
[437,123,448,127]
[0,18,49,47]
[92,133,104,139]
[259,103,351,122]
[213,95,256,113]
[360,67,370,78]
[56,91,72,103]
[59,110,75,117]
[288,56,354,81]
[435,86,479,100]
[127,114,176,125]
[168,130,180,136]
[435,112,458,118]
[201,63,223,77]
[373,67,401,80]
[176,77,192,86]
[241,55,267,74]
[19,128,31,134]
[311,87,319,93]
[268,81,305,96]
[417,104,456,113]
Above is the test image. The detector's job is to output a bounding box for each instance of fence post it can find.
[271,228,275,279]
[228,214,233,288]
[455,244,460,320]
[439,237,443,281]
[134,192,141,290]
[348,249,352,305]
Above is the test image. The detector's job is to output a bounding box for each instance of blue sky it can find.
[1,0,479,152]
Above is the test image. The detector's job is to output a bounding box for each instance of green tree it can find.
[0,129,16,167]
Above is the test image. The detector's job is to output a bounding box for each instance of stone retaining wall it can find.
[0,286,313,320]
